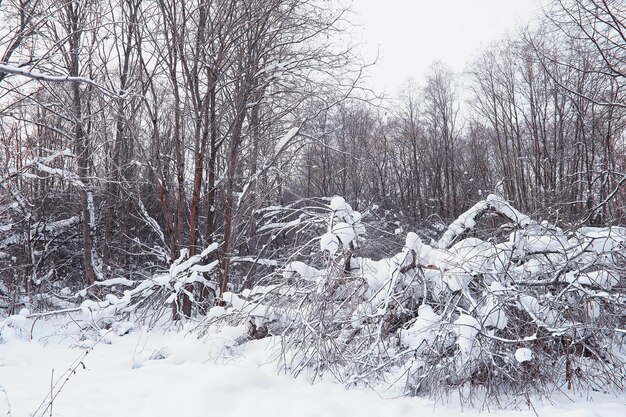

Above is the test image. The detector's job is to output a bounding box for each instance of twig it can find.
[0,386,11,417]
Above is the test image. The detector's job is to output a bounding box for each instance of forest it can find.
[0,0,625,411]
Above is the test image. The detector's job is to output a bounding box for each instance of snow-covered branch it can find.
[0,64,121,98]
[0,215,80,252]
[438,194,534,249]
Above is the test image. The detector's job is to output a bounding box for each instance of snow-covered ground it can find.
[1,318,624,417]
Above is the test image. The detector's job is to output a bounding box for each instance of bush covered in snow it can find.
[206,194,626,403]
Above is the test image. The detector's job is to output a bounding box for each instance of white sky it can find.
[351,0,543,95]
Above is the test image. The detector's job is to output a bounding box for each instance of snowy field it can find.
[1,318,625,417]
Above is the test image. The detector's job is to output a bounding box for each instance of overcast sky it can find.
[351,0,544,95]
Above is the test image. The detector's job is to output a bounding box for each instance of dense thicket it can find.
[0,0,360,312]
[0,0,625,323]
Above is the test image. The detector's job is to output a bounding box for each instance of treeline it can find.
[294,14,626,223]
[0,0,625,306]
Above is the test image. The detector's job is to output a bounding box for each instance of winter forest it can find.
[1,0,626,415]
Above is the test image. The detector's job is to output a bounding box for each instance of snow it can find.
[438,199,489,248]
[274,126,300,155]
[332,221,357,246]
[283,261,322,282]
[96,277,136,287]
[0,309,30,342]
[35,161,85,187]
[522,228,568,253]
[454,314,481,360]
[257,218,302,232]
[400,305,442,350]
[585,300,601,322]
[405,232,423,251]
[356,257,395,293]
[442,267,473,291]
[320,232,340,254]
[566,270,620,290]
[0,215,80,251]
[1,319,624,417]
[438,194,534,249]
[0,63,119,97]
[486,194,533,227]
[404,232,450,266]
[515,348,533,363]
[232,257,278,267]
[330,195,350,213]
[329,196,364,230]
[319,197,366,253]
[169,243,219,278]
[480,294,508,330]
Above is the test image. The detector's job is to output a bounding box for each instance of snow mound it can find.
[515,348,533,363]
